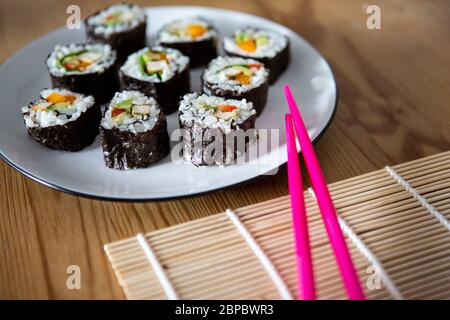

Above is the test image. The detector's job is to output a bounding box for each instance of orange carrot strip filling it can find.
[187,24,207,38]
[237,39,256,52]
[248,63,262,69]
[218,105,237,112]
[32,106,47,111]
[112,108,126,118]
[235,73,251,85]
[46,93,76,104]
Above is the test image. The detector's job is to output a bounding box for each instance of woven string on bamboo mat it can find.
[104,151,450,300]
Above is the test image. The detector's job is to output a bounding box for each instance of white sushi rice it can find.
[223,28,288,58]
[22,88,95,128]
[157,17,217,43]
[86,3,146,36]
[202,56,269,94]
[179,93,256,134]
[101,91,160,134]
[120,46,189,82]
[47,43,116,76]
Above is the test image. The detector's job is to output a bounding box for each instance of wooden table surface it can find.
[1,0,449,299]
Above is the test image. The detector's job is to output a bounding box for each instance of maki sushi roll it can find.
[85,3,147,63]
[202,56,269,115]
[21,88,100,151]
[156,17,218,68]
[46,43,118,103]
[119,46,190,114]
[223,28,290,84]
[100,90,170,170]
[179,93,257,166]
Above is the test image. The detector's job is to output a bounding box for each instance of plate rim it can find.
[0,5,338,202]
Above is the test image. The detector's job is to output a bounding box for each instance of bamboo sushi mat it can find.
[104,151,450,300]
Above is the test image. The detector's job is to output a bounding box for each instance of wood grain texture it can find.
[0,0,449,299]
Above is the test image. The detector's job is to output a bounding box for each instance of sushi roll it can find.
[179,93,257,166]
[100,90,170,170]
[119,46,190,114]
[85,3,147,63]
[223,27,290,84]
[21,88,100,151]
[156,17,218,68]
[202,56,269,115]
[46,43,118,103]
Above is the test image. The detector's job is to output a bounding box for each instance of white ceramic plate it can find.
[0,6,337,200]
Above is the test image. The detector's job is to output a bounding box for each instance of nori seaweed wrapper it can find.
[224,38,290,84]
[158,37,217,68]
[85,14,146,64]
[180,114,257,166]
[201,74,269,116]
[24,101,101,152]
[119,66,190,115]
[48,59,119,105]
[100,112,170,170]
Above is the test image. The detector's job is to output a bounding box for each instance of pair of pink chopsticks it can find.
[284,84,365,300]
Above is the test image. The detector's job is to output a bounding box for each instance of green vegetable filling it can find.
[47,102,70,112]
[217,64,252,76]
[139,50,167,79]
[115,98,133,111]
[58,50,88,69]
[104,11,123,26]
[234,31,269,46]
[112,99,151,124]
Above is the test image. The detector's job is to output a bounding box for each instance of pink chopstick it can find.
[285,114,316,300]
[284,84,365,300]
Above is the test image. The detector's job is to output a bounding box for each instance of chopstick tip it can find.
[283,84,292,94]
[285,113,292,122]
